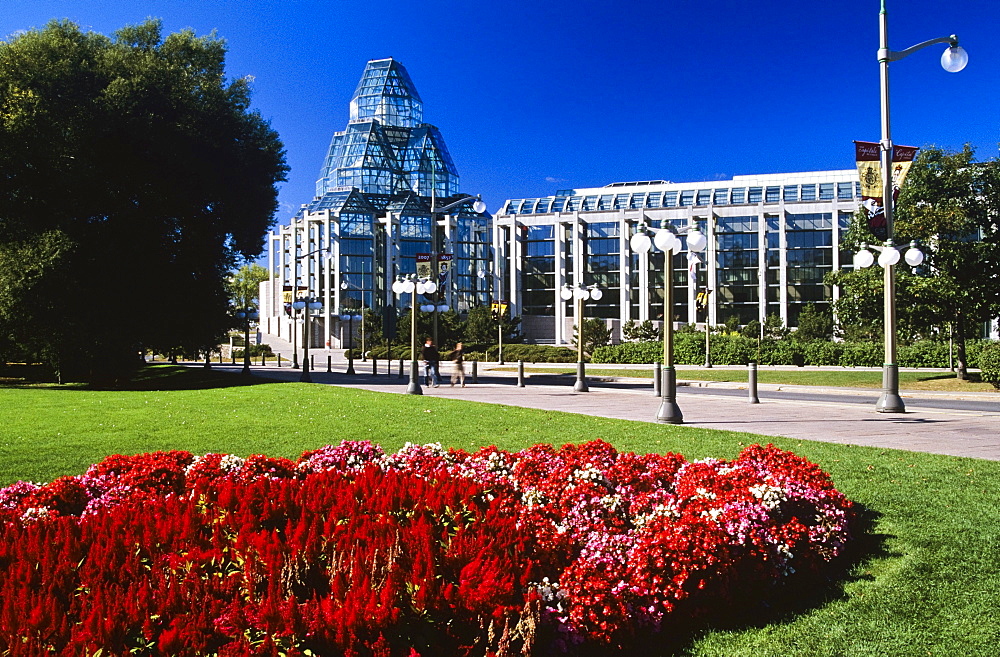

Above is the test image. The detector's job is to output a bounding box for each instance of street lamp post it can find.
[234,308,259,375]
[561,283,603,392]
[631,221,708,423]
[291,297,322,383]
[871,0,966,412]
[392,274,438,395]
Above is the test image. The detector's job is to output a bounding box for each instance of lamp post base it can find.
[656,367,684,424]
[876,363,905,413]
[573,361,589,392]
[300,360,312,383]
[406,360,423,395]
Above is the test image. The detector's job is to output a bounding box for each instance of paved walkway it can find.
[218,353,1000,462]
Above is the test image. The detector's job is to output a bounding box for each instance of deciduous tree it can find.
[0,20,287,382]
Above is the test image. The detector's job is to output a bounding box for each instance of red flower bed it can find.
[0,441,855,656]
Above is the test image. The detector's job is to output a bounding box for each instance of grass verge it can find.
[508,366,998,393]
[1,365,998,656]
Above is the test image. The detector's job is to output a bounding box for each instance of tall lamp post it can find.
[427,192,487,346]
[234,308,259,375]
[392,274,438,395]
[631,221,708,423]
[291,297,322,383]
[561,283,603,392]
[871,0,966,412]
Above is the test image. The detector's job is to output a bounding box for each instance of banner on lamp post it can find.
[437,253,453,286]
[416,253,432,279]
[854,141,918,241]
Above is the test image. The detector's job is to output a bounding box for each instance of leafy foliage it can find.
[793,303,834,341]
[830,146,1000,377]
[570,317,612,357]
[622,319,661,342]
[979,342,1000,389]
[0,20,287,382]
[227,263,271,314]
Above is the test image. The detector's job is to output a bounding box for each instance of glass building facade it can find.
[261,59,491,347]
[493,172,863,344]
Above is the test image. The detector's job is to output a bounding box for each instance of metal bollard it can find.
[472,360,478,384]
[748,362,760,404]
[653,361,661,396]
[372,357,378,375]
[327,355,332,373]
[398,358,404,378]
[311,355,315,370]
[261,353,266,367]
[517,360,525,387]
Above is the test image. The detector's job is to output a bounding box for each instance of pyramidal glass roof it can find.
[316,58,459,199]
[349,58,423,128]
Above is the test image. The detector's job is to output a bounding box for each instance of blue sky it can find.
[5,0,999,230]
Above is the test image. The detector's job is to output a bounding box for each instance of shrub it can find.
[838,341,883,367]
[232,343,274,359]
[488,343,578,363]
[803,340,843,367]
[979,342,1000,388]
[592,341,661,364]
[898,341,950,368]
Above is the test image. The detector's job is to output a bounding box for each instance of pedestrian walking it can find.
[421,338,440,387]
[450,342,466,387]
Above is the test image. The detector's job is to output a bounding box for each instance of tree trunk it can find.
[955,312,968,380]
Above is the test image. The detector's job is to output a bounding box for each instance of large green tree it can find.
[0,20,287,381]
[829,145,1000,378]
[227,263,271,313]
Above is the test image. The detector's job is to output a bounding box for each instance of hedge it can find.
[593,338,994,368]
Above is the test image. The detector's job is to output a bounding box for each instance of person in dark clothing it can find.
[450,342,465,387]
[421,338,440,387]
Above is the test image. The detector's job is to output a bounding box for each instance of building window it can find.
[748,187,763,203]
[646,192,662,208]
[680,190,695,207]
[837,182,854,200]
[783,185,798,202]
[819,183,834,200]
[765,186,780,203]
[713,188,729,205]
[663,191,678,207]
[800,184,816,201]
[731,187,746,204]
[696,189,712,206]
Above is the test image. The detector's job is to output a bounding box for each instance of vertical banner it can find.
[416,253,432,279]
[437,253,453,286]
[854,141,918,241]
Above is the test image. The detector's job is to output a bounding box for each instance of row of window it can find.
[504,182,859,215]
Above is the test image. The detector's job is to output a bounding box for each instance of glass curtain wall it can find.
[522,225,555,315]
[785,213,834,324]
[339,212,375,312]
[454,216,493,311]
[715,216,760,325]
[584,222,619,318]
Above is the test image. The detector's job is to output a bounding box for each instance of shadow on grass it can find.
[593,502,893,657]
[0,364,290,391]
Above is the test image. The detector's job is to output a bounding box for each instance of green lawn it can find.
[1,365,998,656]
[514,365,999,393]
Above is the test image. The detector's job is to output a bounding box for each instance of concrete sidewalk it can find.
[223,357,1000,462]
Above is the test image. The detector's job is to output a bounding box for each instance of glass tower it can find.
[264,58,490,350]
